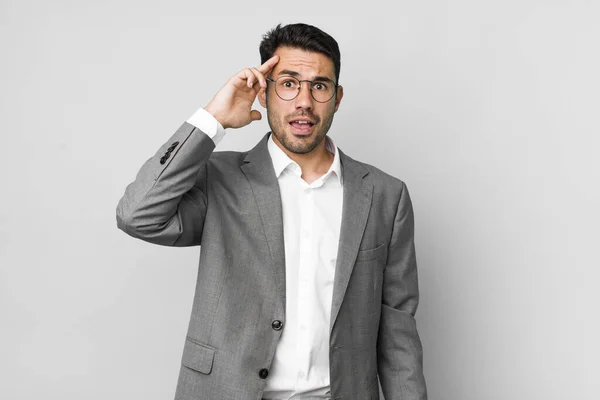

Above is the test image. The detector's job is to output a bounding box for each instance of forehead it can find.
[271,46,335,79]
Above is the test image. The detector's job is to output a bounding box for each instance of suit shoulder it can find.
[351,157,408,194]
[207,149,248,169]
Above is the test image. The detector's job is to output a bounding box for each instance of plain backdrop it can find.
[1,1,599,399]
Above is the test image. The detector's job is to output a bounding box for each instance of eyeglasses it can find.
[266,76,339,103]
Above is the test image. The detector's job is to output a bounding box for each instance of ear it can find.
[333,85,344,112]
[258,87,267,108]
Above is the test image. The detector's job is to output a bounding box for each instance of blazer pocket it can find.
[181,337,216,375]
[355,243,387,262]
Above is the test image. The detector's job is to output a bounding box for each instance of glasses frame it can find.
[266,76,339,103]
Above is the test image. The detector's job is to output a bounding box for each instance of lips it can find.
[288,118,315,135]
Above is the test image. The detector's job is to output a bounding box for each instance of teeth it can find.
[294,121,310,124]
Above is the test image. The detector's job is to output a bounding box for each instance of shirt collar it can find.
[267,133,343,186]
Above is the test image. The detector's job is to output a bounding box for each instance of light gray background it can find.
[1,1,599,399]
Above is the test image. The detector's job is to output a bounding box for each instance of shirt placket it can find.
[294,182,315,392]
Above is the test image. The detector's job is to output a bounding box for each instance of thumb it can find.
[250,110,262,121]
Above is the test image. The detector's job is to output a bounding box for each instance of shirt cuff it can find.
[186,108,226,145]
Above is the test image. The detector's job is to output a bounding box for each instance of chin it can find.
[288,135,325,155]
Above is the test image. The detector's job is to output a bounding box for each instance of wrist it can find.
[204,104,229,130]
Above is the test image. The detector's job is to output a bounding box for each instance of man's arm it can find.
[116,55,280,246]
[116,122,217,247]
[377,181,428,399]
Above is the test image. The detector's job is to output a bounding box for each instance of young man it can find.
[117,23,427,400]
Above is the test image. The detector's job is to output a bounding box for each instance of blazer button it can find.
[259,368,269,379]
[160,157,166,165]
[271,320,283,331]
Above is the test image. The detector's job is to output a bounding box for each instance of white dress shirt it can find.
[187,108,344,399]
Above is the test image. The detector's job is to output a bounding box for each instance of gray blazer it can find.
[116,122,427,400]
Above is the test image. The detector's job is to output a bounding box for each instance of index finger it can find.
[256,55,280,75]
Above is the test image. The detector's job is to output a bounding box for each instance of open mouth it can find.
[289,119,315,135]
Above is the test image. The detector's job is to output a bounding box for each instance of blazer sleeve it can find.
[116,122,215,247]
[377,181,428,399]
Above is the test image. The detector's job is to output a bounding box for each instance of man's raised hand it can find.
[204,55,279,130]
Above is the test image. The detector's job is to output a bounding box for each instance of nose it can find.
[294,82,313,109]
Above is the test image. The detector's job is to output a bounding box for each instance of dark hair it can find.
[259,23,341,83]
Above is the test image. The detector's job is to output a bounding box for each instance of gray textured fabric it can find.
[116,122,427,400]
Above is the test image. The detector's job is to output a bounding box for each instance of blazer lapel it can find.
[239,135,372,332]
[240,133,286,312]
[330,149,372,333]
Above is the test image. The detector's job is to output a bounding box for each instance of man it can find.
[116,23,427,400]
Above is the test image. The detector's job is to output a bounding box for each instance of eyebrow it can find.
[277,69,335,82]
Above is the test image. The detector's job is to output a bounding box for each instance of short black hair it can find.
[259,23,341,84]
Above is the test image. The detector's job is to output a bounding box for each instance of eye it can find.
[313,82,328,91]
[281,79,298,89]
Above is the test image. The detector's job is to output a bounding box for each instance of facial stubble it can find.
[265,91,336,155]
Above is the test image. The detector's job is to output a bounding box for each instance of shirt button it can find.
[271,320,283,331]
[298,372,305,379]
[259,368,269,379]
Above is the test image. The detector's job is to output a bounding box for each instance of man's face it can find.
[259,46,343,155]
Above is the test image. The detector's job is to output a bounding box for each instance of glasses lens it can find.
[310,81,335,103]
[274,77,336,102]
[276,77,300,100]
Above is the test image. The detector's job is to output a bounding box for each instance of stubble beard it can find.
[266,98,336,155]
